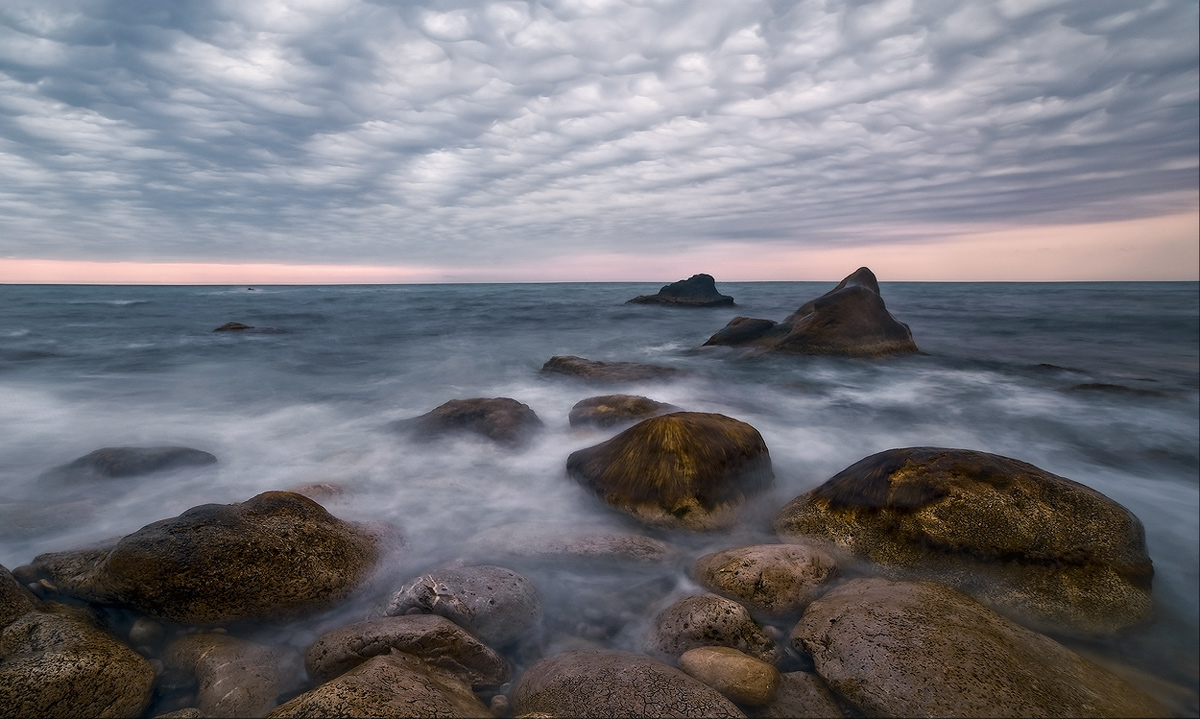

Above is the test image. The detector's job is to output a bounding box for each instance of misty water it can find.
[1,281,1197,708]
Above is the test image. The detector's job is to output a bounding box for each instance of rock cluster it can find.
[627,273,736,307]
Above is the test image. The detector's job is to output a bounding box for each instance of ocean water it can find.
[0,281,1197,702]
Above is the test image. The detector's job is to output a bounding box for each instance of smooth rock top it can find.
[773,446,1154,634]
[541,355,684,383]
[792,578,1167,718]
[678,646,782,707]
[568,394,679,428]
[31,491,383,625]
[385,564,541,646]
[392,397,544,448]
[627,274,736,307]
[513,649,745,718]
[693,543,838,619]
[703,267,918,357]
[39,446,217,483]
[567,412,773,530]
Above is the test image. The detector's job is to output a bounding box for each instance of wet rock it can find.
[392,397,544,448]
[648,594,781,664]
[678,646,781,707]
[266,651,491,718]
[385,565,541,646]
[540,355,683,383]
[567,412,773,530]
[568,394,679,429]
[773,447,1154,634]
[1,564,37,627]
[792,578,1167,718]
[164,633,299,718]
[747,671,846,718]
[306,614,509,687]
[703,267,918,357]
[39,446,217,483]
[31,491,382,625]
[214,322,253,331]
[627,273,736,307]
[693,543,838,619]
[512,649,745,717]
[464,523,677,566]
[0,600,155,718]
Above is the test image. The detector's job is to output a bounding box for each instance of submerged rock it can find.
[773,447,1154,634]
[464,523,677,565]
[693,543,838,619]
[384,565,541,647]
[541,355,683,383]
[164,633,299,718]
[627,273,736,307]
[568,394,679,428]
[567,412,773,530]
[703,267,917,357]
[512,649,745,718]
[792,578,1167,718]
[39,446,217,483]
[392,397,544,448]
[30,491,383,625]
[648,594,781,664]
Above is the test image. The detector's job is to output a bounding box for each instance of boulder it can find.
[305,614,508,687]
[627,274,736,307]
[792,578,1167,718]
[773,447,1154,634]
[266,651,491,718]
[648,594,781,664]
[541,355,683,383]
[385,565,541,647]
[747,671,846,718]
[0,598,155,719]
[568,394,679,429]
[30,491,382,625]
[392,397,543,448]
[567,412,773,530]
[164,633,299,718]
[214,322,253,331]
[1,564,37,627]
[678,646,781,707]
[39,446,217,483]
[703,267,918,357]
[693,543,838,619]
[512,649,745,717]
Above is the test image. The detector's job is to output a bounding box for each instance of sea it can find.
[0,281,1197,704]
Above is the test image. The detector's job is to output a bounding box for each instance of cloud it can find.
[0,0,1195,273]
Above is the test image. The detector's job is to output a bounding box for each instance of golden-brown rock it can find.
[693,543,837,619]
[678,646,781,707]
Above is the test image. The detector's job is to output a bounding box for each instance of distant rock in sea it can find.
[541,355,683,383]
[627,273,735,307]
[39,446,217,483]
[390,397,544,448]
[214,321,253,331]
[703,267,918,357]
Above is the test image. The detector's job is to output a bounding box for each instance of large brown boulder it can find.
[266,651,491,718]
[384,565,541,646]
[39,445,217,483]
[693,543,838,619]
[567,412,773,530]
[512,649,745,717]
[541,355,683,383]
[392,397,543,448]
[773,447,1154,634]
[30,491,383,625]
[703,267,917,357]
[164,633,299,718]
[627,273,736,307]
[568,394,679,428]
[791,578,1167,718]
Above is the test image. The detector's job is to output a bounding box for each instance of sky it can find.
[0,0,1196,283]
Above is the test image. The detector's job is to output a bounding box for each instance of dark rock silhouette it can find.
[704,267,917,357]
[541,355,683,383]
[391,397,544,448]
[213,321,253,331]
[39,446,217,483]
[627,273,735,307]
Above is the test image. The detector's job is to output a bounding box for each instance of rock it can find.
[773,447,1154,634]
[0,600,155,718]
[266,651,491,718]
[464,523,677,565]
[1,564,37,627]
[512,649,745,717]
[540,355,683,383]
[627,274,736,307]
[678,646,781,707]
[39,446,217,483]
[648,594,781,664]
[567,412,773,530]
[568,394,679,429]
[385,565,541,646]
[703,267,918,357]
[31,491,382,625]
[391,397,544,448]
[747,671,846,718]
[164,633,299,718]
[693,543,838,619]
[792,578,1167,718]
[305,614,509,687]
[214,322,253,331]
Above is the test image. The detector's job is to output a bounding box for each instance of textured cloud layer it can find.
[0,0,1196,269]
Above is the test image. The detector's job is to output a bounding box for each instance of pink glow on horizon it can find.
[1,212,1196,284]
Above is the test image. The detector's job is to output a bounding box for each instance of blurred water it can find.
[0,281,1196,694]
